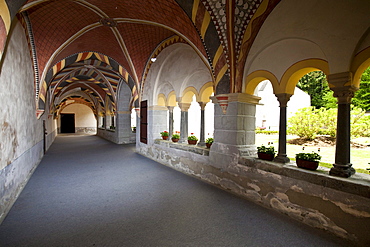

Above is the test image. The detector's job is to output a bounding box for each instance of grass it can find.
[256,134,370,174]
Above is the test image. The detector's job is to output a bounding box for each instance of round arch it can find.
[199,82,214,102]
[352,47,370,88]
[181,87,199,103]
[280,59,330,95]
[245,70,279,95]
[167,91,177,107]
[157,93,166,106]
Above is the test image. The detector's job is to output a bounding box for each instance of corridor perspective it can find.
[0,135,351,247]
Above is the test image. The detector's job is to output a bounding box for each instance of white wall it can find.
[0,20,55,223]
[61,104,96,133]
[255,81,310,130]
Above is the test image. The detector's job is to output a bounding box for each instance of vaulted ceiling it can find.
[1,0,279,118]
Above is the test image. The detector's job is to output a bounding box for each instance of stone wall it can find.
[0,20,56,223]
[138,140,370,246]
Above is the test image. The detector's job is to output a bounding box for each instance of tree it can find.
[297,71,331,108]
[352,67,370,111]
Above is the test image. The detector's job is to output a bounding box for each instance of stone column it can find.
[178,103,191,143]
[198,102,207,146]
[273,93,292,163]
[167,106,174,138]
[328,72,357,178]
[210,93,260,169]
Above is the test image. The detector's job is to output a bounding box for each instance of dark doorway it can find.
[61,114,75,133]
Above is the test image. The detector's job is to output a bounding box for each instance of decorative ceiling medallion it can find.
[100,18,117,27]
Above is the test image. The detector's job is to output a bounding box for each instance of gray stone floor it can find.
[0,135,353,246]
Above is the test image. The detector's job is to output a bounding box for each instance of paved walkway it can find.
[0,135,351,246]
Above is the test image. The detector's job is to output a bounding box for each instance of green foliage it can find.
[297,71,331,108]
[322,90,337,109]
[288,106,370,138]
[288,107,321,140]
[298,68,370,111]
[317,108,337,137]
[172,134,180,139]
[352,67,370,111]
[255,130,279,134]
[257,145,276,155]
[351,108,370,137]
[295,152,321,162]
[160,131,169,137]
[188,134,198,141]
[205,137,214,144]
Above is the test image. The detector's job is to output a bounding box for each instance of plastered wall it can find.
[0,20,55,223]
[61,104,96,134]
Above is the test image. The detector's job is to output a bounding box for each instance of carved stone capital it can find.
[328,72,358,104]
[275,93,292,107]
[178,103,191,112]
[198,102,207,110]
[167,106,174,112]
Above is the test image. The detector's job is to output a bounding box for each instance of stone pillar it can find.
[273,93,292,163]
[198,102,207,146]
[178,103,191,143]
[210,93,260,169]
[149,105,168,143]
[116,111,132,144]
[328,72,357,178]
[167,106,174,138]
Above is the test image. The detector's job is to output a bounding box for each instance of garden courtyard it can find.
[256,134,370,174]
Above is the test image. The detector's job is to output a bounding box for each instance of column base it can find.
[273,154,290,163]
[329,164,356,178]
[197,141,206,147]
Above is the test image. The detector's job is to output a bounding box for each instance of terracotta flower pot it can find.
[172,138,179,142]
[162,136,168,140]
[206,143,212,148]
[188,140,197,145]
[296,159,319,170]
[257,152,275,161]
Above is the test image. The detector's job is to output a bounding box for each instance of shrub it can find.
[257,145,275,155]
[206,137,214,144]
[172,134,180,139]
[288,107,321,140]
[160,131,169,137]
[188,133,198,141]
[295,152,321,162]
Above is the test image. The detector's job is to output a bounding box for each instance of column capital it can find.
[328,72,358,104]
[198,102,207,110]
[178,103,191,112]
[167,106,175,112]
[275,93,292,107]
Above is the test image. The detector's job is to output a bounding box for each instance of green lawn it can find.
[255,134,370,174]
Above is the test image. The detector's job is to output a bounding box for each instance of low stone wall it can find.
[97,128,136,144]
[75,127,97,134]
[138,140,370,246]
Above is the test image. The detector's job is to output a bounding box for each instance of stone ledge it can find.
[154,139,210,156]
[239,157,370,198]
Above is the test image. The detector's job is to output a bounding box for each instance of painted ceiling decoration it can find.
[1,0,280,118]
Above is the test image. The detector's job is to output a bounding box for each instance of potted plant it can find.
[187,133,198,145]
[205,137,214,148]
[171,133,180,142]
[257,145,276,161]
[295,151,321,170]
[160,131,169,140]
